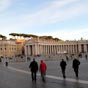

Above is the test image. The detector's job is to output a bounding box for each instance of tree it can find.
[54,38,62,41]
[9,33,17,39]
[0,34,7,40]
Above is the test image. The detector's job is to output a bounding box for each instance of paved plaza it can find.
[0,56,88,88]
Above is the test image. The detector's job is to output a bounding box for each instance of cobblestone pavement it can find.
[0,56,88,88]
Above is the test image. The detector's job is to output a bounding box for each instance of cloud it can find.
[20,0,79,25]
[0,0,12,12]
[6,0,88,28]
[0,0,88,39]
[41,28,88,40]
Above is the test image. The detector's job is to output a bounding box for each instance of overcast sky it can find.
[0,0,88,40]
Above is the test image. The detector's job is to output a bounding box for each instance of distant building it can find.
[0,39,25,58]
[0,40,17,57]
[24,38,88,56]
[0,37,88,58]
[16,39,26,56]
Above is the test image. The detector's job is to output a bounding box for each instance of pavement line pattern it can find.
[8,66,88,85]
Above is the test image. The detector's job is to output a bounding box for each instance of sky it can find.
[0,0,88,40]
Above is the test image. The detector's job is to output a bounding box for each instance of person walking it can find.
[0,58,2,63]
[60,59,67,79]
[39,60,47,82]
[72,58,80,78]
[5,57,8,67]
[85,54,87,60]
[66,56,69,61]
[5,61,8,67]
[29,58,38,83]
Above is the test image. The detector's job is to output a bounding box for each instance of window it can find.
[5,48,6,50]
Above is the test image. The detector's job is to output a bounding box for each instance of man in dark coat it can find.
[72,58,80,78]
[60,59,67,79]
[29,58,38,82]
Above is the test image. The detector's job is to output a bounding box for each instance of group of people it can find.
[29,58,80,83]
[60,58,80,79]
[29,58,47,83]
[0,57,8,67]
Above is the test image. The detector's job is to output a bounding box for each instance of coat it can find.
[29,61,38,72]
[72,59,80,69]
[40,61,47,72]
[60,60,67,70]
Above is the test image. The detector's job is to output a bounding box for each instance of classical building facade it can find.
[0,38,87,58]
[0,40,17,57]
[0,39,25,58]
[24,39,88,57]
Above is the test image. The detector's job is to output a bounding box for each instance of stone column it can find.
[46,45,48,55]
[59,45,61,52]
[40,45,43,55]
[71,45,73,54]
[32,45,35,56]
[24,45,27,56]
[27,45,30,56]
[47,45,49,55]
[50,45,51,55]
[72,45,74,54]
[75,45,78,54]
[44,45,46,55]
[86,44,88,52]
[43,45,45,55]
[84,44,87,52]
[34,44,38,55]
[27,45,28,56]
[68,45,71,54]
[58,45,60,53]
[38,45,40,55]
[78,44,81,53]
[50,45,52,54]
[52,45,54,54]
[42,45,44,55]
[56,45,58,55]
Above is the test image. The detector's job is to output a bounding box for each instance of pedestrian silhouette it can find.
[60,59,67,79]
[85,54,87,60]
[5,61,8,67]
[5,57,8,67]
[0,58,2,63]
[78,53,82,58]
[66,56,69,61]
[72,58,80,78]
[39,60,47,82]
[29,58,38,83]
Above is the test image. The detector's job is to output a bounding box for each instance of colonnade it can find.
[25,44,82,56]
[24,40,88,56]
